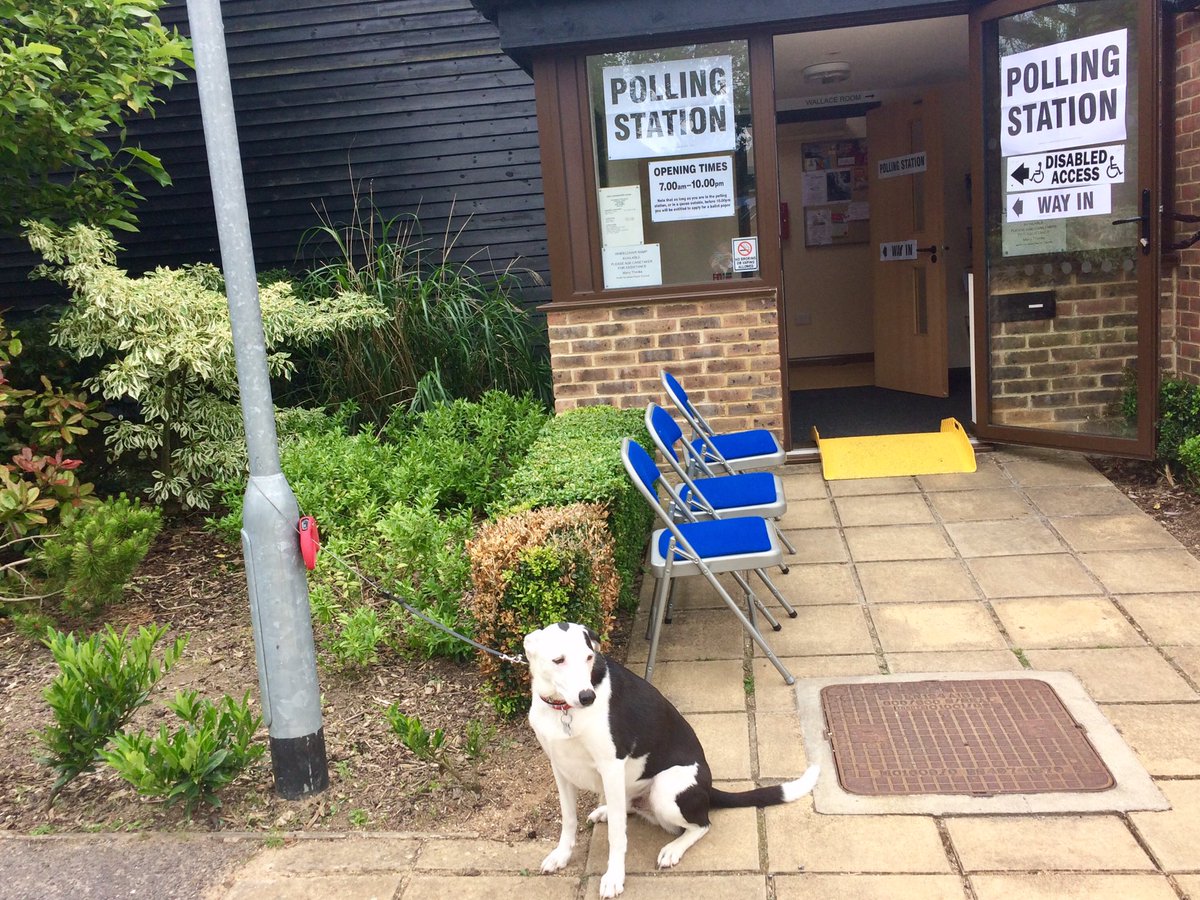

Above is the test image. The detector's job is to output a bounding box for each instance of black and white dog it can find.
[524,622,819,898]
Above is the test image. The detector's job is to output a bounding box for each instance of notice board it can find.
[801,138,870,247]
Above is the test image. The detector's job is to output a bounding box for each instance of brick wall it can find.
[545,291,783,437]
[989,267,1137,434]
[1168,12,1200,383]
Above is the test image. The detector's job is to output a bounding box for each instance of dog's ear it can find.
[584,627,601,651]
[522,628,544,660]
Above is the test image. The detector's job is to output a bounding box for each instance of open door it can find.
[970,0,1160,457]
[868,94,949,397]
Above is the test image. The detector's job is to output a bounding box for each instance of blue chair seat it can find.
[679,471,777,510]
[693,430,781,462]
[658,516,773,562]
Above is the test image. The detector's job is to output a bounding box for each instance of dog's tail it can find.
[708,764,820,809]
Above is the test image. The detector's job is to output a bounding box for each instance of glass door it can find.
[971,0,1159,457]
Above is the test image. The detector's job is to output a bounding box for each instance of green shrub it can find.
[101,690,264,814]
[383,704,481,791]
[26,222,386,509]
[37,623,187,800]
[1156,376,1200,464]
[468,503,619,716]
[497,406,653,609]
[1178,434,1200,482]
[36,494,161,617]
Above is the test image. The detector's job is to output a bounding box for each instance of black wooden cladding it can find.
[1,0,548,309]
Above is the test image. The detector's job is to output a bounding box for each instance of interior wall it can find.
[939,78,973,370]
[778,119,875,360]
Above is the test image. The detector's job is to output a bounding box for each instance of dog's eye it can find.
[586,655,593,663]
[552,656,565,665]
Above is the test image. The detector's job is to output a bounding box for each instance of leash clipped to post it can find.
[298,516,320,571]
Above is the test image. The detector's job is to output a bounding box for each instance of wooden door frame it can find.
[968,0,1161,458]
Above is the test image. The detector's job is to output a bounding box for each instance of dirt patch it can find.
[0,522,584,839]
[1087,455,1200,556]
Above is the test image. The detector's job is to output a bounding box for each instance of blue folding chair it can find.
[646,403,799,570]
[662,371,785,475]
[622,438,795,685]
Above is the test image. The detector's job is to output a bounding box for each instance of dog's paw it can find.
[657,843,686,869]
[598,868,625,897]
[540,846,573,873]
[587,805,609,824]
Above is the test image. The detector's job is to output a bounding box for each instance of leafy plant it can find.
[1156,376,1200,464]
[26,223,386,509]
[326,606,388,670]
[498,405,654,609]
[0,0,192,233]
[464,720,496,760]
[296,199,551,425]
[37,623,187,800]
[468,503,619,716]
[384,704,479,792]
[101,690,264,814]
[35,494,161,616]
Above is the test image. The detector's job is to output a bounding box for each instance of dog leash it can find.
[248,480,527,667]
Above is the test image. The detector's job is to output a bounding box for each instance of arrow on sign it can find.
[1012,163,1030,185]
[1012,197,1024,218]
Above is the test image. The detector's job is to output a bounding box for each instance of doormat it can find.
[793,672,1168,815]
[812,417,976,480]
[820,679,1114,796]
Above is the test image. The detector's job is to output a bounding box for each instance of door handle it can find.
[1112,188,1151,254]
[916,245,944,264]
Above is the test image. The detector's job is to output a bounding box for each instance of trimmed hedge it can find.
[467,503,619,716]
[495,405,653,609]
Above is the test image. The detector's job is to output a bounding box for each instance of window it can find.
[586,41,757,289]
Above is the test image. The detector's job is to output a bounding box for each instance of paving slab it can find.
[991,597,1146,649]
[835,493,933,526]
[777,497,837,529]
[944,519,1064,557]
[241,836,421,874]
[687,712,752,779]
[1129,779,1200,871]
[917,462,1011,491]
[1023,647,1197,701]
[649,658,748,712]
[764,803,950,873]
[969,872,1177,900]
[927,487,1035,522]
[943,815,1154,871]
[773,873,968,900]
[856,559,979,603]
[751,655,880,714]
[1118,593,1200,645]
[1080,548,1200,593]
[1051,514,1183,552]
[589,874,767,899]
[967,553,1099,598]
[414,838,569,872]
[784,527,848,563]
[844,524,955,561]
[1100,702,1200,776]
[870,602,1007,652]
[755,712,810,779]
[625,608,745,664]
[997,452,1112,487]
[776,562,861,605]
[226,873,405,900]
[885,650,1022,673]
[1024,484,1141,517]
[827,475,919,496]
[401,874,580,900]
[776,469,829,500]
[751,605,875,657]
[1165,645,1200,683]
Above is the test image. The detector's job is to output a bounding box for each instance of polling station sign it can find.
[602,56,736,161]
[1000,29,1127,157]
[1006,144,1125,193]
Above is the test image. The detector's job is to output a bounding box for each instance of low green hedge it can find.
[495,405,653,609]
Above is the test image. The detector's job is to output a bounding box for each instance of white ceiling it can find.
[774,16,969,108]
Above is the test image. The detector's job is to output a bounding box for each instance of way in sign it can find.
[1007,185,1111,222]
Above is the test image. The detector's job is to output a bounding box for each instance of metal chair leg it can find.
[754,568,798,618]
[733,571,781,631]
[644,556,675,682]
[777,527,797,555]
[701,566,794,684]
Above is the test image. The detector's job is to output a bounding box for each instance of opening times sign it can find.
[648,155,735,222]
[603,55,736,160]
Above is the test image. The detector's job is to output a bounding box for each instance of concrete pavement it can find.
[2,445,1198,899]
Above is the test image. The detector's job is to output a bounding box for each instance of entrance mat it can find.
[820,679,1114,797]
[794,672,1169,815]
[812,417,975,480]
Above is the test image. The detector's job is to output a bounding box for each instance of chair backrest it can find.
[662,371,694,418]
[621,437,699,557]
[646,403,684,463]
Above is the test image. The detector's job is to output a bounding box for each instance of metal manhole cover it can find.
[820,678,1116,796]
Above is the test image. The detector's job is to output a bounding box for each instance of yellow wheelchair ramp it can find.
[813,418,976,481]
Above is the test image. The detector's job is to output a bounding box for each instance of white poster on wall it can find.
[1000,28,1127,157]
[599,185,645,246]
[602,243,663,289]
[648,155,735,222]
[602,55,736,161]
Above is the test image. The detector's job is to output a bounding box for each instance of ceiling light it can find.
[803,61,852,85]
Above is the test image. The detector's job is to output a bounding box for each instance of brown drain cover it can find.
[820,679,1115,796]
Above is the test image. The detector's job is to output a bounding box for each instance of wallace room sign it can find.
[602,55,736,160]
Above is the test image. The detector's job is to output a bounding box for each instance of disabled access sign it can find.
[1006,144,1125,193]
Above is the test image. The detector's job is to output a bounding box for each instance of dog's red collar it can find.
[540,695,571,711]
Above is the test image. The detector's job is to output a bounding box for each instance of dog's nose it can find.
[577,689,596,707]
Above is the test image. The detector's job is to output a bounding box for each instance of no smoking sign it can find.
[731,236,759,272]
